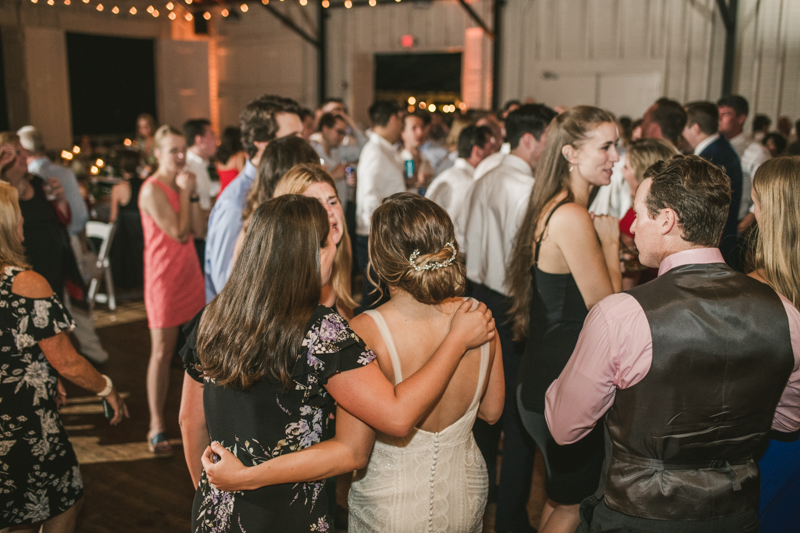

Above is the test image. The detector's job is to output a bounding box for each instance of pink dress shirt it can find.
[545,247,800,445]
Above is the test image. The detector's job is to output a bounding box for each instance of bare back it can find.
[360,297,496,433]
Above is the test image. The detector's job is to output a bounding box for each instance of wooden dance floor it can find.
[63,302,544,532]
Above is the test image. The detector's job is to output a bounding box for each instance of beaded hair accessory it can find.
[408,242,457,272]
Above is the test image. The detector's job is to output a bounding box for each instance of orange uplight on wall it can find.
[400,35,415,48]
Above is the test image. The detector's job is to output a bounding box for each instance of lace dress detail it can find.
[348,309,490,533]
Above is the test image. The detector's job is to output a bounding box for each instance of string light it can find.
[30,0,38,4]
[407,105,415,113]
[299,0,307,5]
[129,6,136,13]
[95,158,105,167]
[369,0,376,5]
[240,3,248,12]
[152,8,159,16]
[123,139,132,146]
[419,102,426,109]
[146,5,153,12]
[64,0,70,5]
[168,11,176,19]
[261,0,268,4]
[166,1,173,9]
[428,104,436,112]
[47,0,54,6]
[185,0,192,4]
[185,12,193,20]
[96,3,103,11]
[90,166,99,175]
[321,0,329,7]
[203,11,211,19]
[61,151,74,161]
[82,0,89,3]
[408,96,416,105]
[344,0,352,7]
[221,8,229,16]
[72,146,81,154]
[111,5,118,12]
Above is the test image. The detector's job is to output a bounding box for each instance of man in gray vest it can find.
[545,155,800,532]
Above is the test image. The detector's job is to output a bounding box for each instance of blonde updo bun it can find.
[368,193,466,305]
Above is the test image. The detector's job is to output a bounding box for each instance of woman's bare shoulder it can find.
[11,270,54,299]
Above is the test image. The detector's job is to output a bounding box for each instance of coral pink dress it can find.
[141,177,204,329]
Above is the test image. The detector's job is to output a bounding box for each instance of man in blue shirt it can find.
[204,95,303,302]
[18,125,108,364]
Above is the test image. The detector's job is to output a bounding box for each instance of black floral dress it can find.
[182,305,376,533]
[0,266,82,528]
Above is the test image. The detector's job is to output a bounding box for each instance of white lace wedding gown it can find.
[348,309,490,533]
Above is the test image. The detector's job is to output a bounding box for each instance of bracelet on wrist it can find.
[97,374,113,397]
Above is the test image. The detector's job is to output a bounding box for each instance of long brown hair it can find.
[750,156,800,309]
[274,164,357,311]
[196,195,330,390]
[242,136,319,225]
[0,182,29,268]
[368,192,466,305]
[507,106,617,340]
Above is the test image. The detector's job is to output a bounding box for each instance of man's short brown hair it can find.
[239,94,301,158]
[644,155,731,247]
[685,101,719,136]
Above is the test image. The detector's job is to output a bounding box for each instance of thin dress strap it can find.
[534,198,572,264]
[362,309,403,385]
[468,341,491,411]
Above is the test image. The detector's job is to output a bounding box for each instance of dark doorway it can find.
[374,52,462,109]
[0,29,9,132]
[66,33,157,137]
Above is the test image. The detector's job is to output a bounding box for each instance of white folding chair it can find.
[85,221,117,311]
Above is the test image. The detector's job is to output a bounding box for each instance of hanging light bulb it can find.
[185,11,193,20]
[152,8,159,16]
[185,0,192,4]
[31,0,38,5]
[203,11,211,19]
[63,0,70,5]
[240,3,248,12]
[96,3,103,11]
[299,0,307,5]
[261,0,268,4]
[166,2,174,9]
[168,11,176,19]
[47,0,54,6]
[146,5,154,12]
[111,5,119,12]
[129,6,137,14]
[344,0,352,7]
[321,0,329,7]
[369,0,376,5]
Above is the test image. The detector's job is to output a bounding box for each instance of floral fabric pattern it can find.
[0,267,81,529]
[183,306,375,533]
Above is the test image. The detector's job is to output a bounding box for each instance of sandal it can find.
[148,432,173,458]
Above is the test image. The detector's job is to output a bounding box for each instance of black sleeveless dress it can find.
[109,177,144,290]
[516,200,605,505]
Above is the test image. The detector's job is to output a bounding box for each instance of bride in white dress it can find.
[347,196,504,533]
[199,193,504,532]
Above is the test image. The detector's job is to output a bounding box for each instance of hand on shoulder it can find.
[11,270,54,299]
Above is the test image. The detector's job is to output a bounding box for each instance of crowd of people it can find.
[1,86,799,533]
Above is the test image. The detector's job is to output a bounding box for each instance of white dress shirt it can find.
[588,154,630,219]
[461,153,533,296]
[186,149,215,211]
[355,131,406,236]
[739,141,771,220]
[425,158,475,240]
[728,132,749,158]
[472,151,506,181]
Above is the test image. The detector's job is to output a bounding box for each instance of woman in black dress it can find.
[0,181,127,532]
[182,195,495,532]
[109,150,145,290]
[507,107,623,533]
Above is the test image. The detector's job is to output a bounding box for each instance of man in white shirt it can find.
[355,100,405,309]
[426,125,494,242]
[717,94,750,157]
[462,103,557,533]
[184,119,219,267]
[311,112,353,208]
[400,112,434,190]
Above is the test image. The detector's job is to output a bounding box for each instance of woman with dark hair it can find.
[0,180,127,533]
[215,127,246,193]
[109,149,145,289]
[507,106,623,533]
[181,194,495,532]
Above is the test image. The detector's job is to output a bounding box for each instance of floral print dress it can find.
[182,305,376,533]
[0,266,82,528]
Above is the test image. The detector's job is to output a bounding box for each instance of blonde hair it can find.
[751,156,800,309]
[626,138,680,184]
[274,164,357,311]
[0,182,29,268]
[154,124,182,150]
[368,193,465,305]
